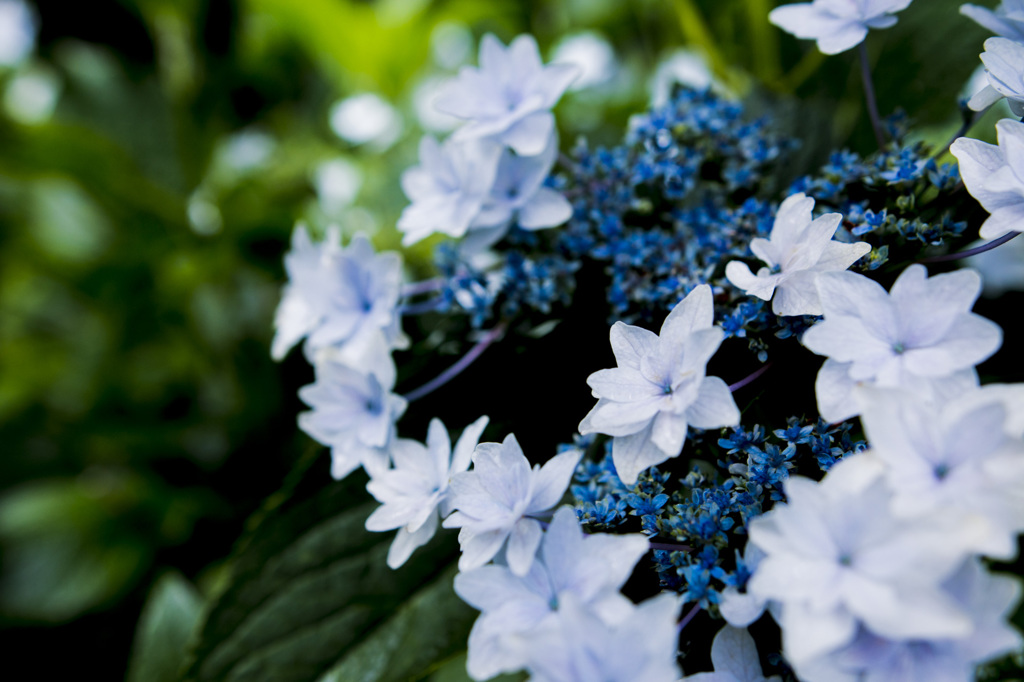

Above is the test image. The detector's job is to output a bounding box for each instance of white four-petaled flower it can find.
[443,435,581,575]
[801,265,1001,422]
[272,226,407,379]
[454,506,650,680]
[435,34,580,157]
[398,135,503,246]
[725,193,871,317]
[297,360,407,479]
[579,284,740,485]
[951,118,1024,240]
[769,0,913,55]
[365,416,489,569]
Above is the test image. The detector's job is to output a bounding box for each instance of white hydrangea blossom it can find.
[272,226,407,379]
[968,37,1024,116]
[434,34,579,156]
[801,265,1002,422]
[746,458,982,669]
[680,626,782,682]
[524,592,682,682]
[462,133,573,253]
[297,360,407,480]
[950,118,1024,240]
[855,387,1024,559]
[769,0,913,55]
[364,416,488,569]
[794,559,1023,682]
[725,193,871,317]
[579,284,740,485]
[454,506,649,680]
[397,135,503,246]
[961,0,1024,43]
[443,435,581,575]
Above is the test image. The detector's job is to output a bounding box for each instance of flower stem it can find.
[400,299,444,316]
[649,541,692,552]
[859,43,885,149]
[403,322,507,402]
[677,603,702,632]
[919,231,1021,263]
[729,362,772,393]
[402,278,446,298]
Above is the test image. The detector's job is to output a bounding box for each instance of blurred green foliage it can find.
[0,0,999,678]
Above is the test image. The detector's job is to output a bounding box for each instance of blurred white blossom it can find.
[961,0,1024,42]
[769,0,913,55]
[551,32,617,91]
[329,92,403,149]
[0,0,35,67]
[435,34,579,156]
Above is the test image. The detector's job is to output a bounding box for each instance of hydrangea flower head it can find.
[968,37,1024,116]
[769,0,913,55]
[951,118,1024,240]
[961,0,1024,42]
[272,226,406,378]
[398,135,503,246]
[680,626,782,682]
[747,460,981,667]
[453,506,650,680]
[297,360,407,479]
[579,284,740,485]
[365,416,489,568]
[523,592,682,682]
[725,193,871,317]
[434,34,580,156]
[443,435,581,575]
[801,265,1001,422]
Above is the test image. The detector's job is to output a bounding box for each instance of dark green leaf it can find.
[128,571,204,682]
[182,458,474,682]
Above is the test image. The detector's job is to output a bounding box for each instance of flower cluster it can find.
[271,7,1024,681]
[398,34,577,250]
[742,388,1024,680]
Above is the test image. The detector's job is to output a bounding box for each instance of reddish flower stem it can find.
[403,323,507,402]
[729,363,772,393]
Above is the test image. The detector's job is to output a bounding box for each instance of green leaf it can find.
[423,654,526,682]
[182,459,475,682]
[0,475,155,622]
[128,571,205,682]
